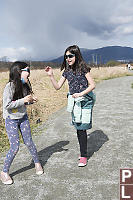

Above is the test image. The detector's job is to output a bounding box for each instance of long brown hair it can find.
[61,45,91,73]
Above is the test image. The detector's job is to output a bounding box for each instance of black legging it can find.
[77,130,87,157]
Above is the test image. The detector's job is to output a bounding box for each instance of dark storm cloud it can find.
[1,0,133,60]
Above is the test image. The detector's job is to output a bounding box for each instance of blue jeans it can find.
[3,114,39,172]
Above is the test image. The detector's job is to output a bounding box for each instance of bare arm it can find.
[72,72,95,98]
[45,66,66,90]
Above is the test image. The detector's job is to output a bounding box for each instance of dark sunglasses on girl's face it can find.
[65,54,75,59]
[21,68,30,73]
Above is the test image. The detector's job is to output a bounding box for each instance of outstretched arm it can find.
[45,66,66,90]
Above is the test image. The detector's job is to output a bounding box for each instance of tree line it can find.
[0,61,61,72]
[0,59,130,72]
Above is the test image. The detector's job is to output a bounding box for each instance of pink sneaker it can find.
[78,157,87,167]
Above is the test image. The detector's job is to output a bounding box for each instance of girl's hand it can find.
[72,93,82,98]
[24,95,34,103]
[32,96,38,103]
[45,66,53,76]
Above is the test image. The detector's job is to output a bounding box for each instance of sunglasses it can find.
[21,68,30,73]
[65,54,75,59]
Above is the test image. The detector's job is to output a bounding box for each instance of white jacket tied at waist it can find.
[67,95,92,124]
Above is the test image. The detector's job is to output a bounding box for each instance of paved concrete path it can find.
[0,76,133,200]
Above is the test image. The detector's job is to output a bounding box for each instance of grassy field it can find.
[0,65,132,153]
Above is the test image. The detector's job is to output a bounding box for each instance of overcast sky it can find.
[0,0,133,61]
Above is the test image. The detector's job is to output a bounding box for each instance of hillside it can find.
[48,46,133,64]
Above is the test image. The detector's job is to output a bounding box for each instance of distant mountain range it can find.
[47,46,133,64]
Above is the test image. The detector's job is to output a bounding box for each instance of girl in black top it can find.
[45,45,95,167]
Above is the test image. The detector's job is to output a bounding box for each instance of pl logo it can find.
[120,169,133,200]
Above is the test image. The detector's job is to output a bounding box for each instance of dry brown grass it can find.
[27,69,68,123]
[0,65,132,152]
[91,65,130,82]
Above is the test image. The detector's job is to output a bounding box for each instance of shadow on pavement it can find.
[87,130,109,159]
[10,140,69,178]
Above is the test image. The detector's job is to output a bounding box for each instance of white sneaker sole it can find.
[36,170,43,175]
[78,163,87,167]
[0,173,13,185]
[0,177,13,185]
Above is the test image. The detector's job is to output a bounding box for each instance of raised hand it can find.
[45,66,53,76]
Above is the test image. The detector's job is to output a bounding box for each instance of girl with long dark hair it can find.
[0,61,43,185]
[45,45,95,167]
